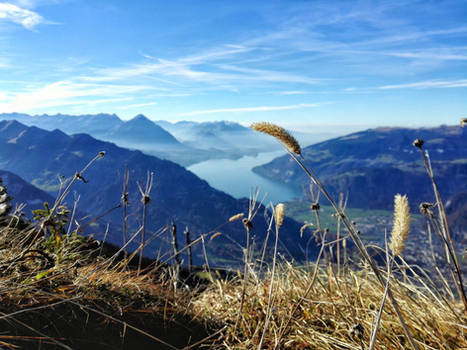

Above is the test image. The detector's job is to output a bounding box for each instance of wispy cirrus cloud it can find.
[0,2,43,29]
[117,101,157,110]
[178,103,326,117]
[0,80,153,112]
[378,79,467,90]
[273,90,312,95]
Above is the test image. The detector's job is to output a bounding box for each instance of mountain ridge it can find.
[0,120,314,266]
[253,125,466,211]
[0,113,282,166]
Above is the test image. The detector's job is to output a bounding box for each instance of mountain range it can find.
[0,169,55,214]
[0,120,314,266]
[0,113,287,166]
[254,125,466,213]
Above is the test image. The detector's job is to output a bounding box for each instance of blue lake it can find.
[187,150,302,204]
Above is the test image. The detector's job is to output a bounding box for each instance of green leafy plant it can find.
[33,201,70,249]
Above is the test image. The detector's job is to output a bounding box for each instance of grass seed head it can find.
[210,232,222,240]
[229,213,244,222]
[251,122,302,155]
[390,194,411,256]
[275,203,285,228]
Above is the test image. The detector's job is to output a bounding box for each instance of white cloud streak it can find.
[0,2,43,29]
[178,103,324,117]
[0,80,153,112]
[378,79,467,90]
[117,101,157,109]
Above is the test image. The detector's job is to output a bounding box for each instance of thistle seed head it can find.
[251,122,302,155]
[390,194,411,256]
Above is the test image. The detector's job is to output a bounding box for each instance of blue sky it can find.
[0,0,466,130]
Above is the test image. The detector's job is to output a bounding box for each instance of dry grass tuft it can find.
[193,263,467,349]
[0,222,210,349]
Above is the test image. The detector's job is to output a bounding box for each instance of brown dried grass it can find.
[193,262,467,349]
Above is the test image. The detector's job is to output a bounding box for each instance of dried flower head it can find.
[251,122,301,155]
[461,118,467,127]
[311,202,320,211]
[390,194,411,256]
[419,202,434,217]
[275,203,285,228]
[242,218,253,230]
[121,192,129,204]
[98,151,106,158]
[413,139,424,149]
[141,195,150,205]
[229,213,244,222]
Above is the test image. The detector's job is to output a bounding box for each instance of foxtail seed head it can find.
[229,213,244,222]
[275,203,285,228]
[389,194,411,256]
[251,122,301,155]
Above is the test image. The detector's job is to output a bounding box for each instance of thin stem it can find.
[122,167,129,260]
[257,214,280,349]
[137,201,147,275]
[418,148,467,312]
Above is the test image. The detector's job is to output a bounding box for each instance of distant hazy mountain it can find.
[0,113,286,166]
[253,125,467,212]
[0,120,314,266]
[0,112,123,137]
[0,169,55,215]
[154,120,281,152]
[0,113,202,165]
[108,114,181,145]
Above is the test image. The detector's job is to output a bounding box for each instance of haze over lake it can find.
[188,150,302,203]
